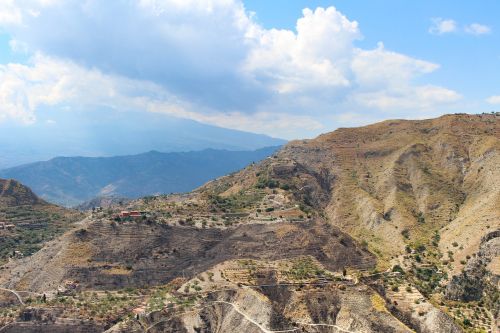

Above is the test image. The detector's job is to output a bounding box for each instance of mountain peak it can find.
[0,178,46,207]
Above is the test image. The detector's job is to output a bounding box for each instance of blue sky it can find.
[245,0,500,100]
[0,0,498,140]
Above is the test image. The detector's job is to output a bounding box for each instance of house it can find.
[0,222,15,230]
[129,211,141,218]
[119,211,131,218]
[118,210,145,219]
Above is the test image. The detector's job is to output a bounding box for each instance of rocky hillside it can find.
[0,113,498,333]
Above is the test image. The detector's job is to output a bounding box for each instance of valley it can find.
[0,113,498,333]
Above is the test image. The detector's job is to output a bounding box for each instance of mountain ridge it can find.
[0,113,287,169]
[0,146,281,207]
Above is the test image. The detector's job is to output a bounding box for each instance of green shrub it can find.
[392,265,404,274]
[401,229,410,239]
[279,184,290,191]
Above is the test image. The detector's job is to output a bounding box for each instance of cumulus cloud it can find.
[464,23,491,35]
[486,95,500,104]
[245,7,360,94]
[429,18,457,35]
[0,1,462,138]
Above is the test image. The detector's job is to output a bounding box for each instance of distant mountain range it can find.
[0,112,286,168]
[0,147,281,207]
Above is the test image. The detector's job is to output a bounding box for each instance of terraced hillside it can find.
[0,179,84,263]
[0,114,498,332]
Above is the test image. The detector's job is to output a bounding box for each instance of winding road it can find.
[0,287,24,305]
[145,299,356,333]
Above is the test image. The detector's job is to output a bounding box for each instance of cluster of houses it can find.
[0,221,15,230]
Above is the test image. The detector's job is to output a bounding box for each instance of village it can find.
[88,182,313,231]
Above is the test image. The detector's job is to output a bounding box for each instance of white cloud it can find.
[353,86,461,110]
[8,39,29,53]
[429,18,492,37]
[429,18,457,35]
[245,7,360,94]
[0,0,60,25]
[465,23,491,35]
[148,103,324,138]
[0,0,22,25]
[351,42,439,88]
[486,95,500,104]
[0,1,462,138]
[0,53,323,138]
[0,54,189,123]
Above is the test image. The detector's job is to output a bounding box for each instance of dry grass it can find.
[370,293,389,313]
[101,266,133,276]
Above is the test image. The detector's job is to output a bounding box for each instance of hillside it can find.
[0,114,498,333]
[0,179,44,207]
[0,147,281,207]
[75,196,130,211]
[0,179,84,264]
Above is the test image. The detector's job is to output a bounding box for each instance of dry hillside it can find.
[0,113,498,333]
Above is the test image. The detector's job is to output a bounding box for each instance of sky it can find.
[0,0,498,140]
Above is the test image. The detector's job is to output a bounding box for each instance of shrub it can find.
[401,229,410,239]
[255,177,279,189]
[415,244,426,253]
[279,184,290,191]
[392,265,404,274]
[417,212,425,224]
